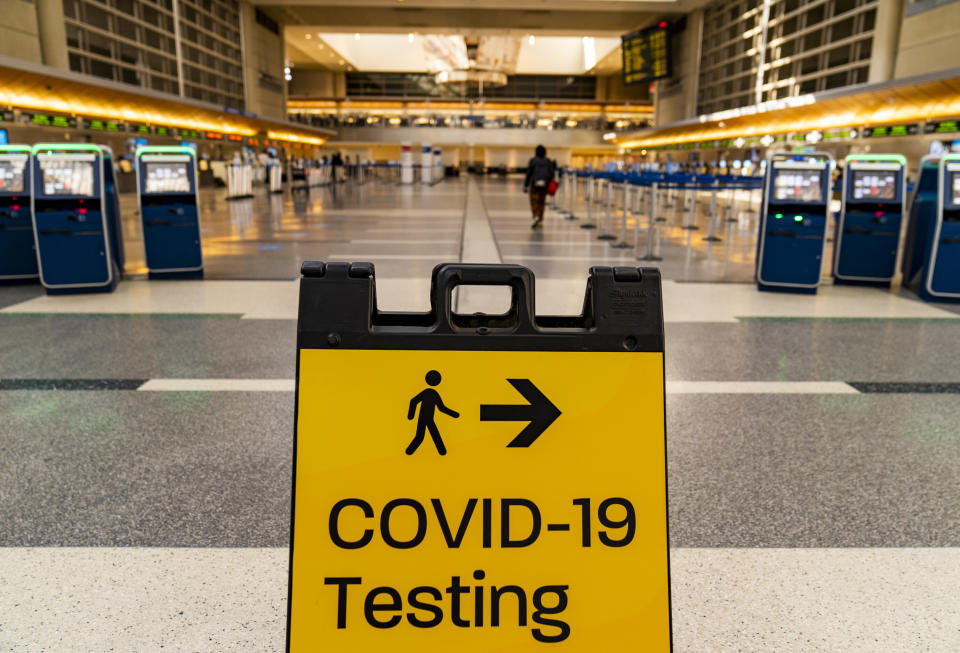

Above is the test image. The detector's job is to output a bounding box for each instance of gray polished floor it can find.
[1,174,959,651]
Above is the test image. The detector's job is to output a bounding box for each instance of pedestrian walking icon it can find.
[406,370,459,455]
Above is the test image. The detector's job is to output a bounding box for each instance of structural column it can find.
[34,0,69,70]
[869,0,905,83]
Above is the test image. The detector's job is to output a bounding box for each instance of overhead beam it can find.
[269,6,675,36]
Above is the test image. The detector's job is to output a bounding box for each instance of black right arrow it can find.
[480,379,561,447]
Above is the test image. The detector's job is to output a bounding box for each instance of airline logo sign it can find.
[288,348,671,651]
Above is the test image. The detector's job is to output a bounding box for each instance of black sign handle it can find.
[431,264,537,333]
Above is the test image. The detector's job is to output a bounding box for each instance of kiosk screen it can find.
[145,162,190,193]
[773,169,823,202]
[0,158,25,193]
[40,159,95,196]
[851,170,897,200]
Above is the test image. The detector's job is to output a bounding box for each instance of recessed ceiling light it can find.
[354,33,360,40]
[339,59,345,65]
[529,35,535,45]
[305,34,311,39]
[408,33,414,43]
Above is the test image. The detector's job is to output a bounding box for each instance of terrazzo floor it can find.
[1,175,959,651]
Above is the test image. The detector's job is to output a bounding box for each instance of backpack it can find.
[530,157,555,186]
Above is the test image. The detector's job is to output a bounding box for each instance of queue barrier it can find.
[560,169,763,256]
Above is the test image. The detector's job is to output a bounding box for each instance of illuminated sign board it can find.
[862,124,918,138]
[622,22,671,86]
[227,134,243,142]
[128,123,153,134]
[824,130,853,140]
[924,120,960,134]
[205,131,223,140]
[23,112,77,128]
[247,138,260,146]
[87,118,123,132]
[180,129,200,139]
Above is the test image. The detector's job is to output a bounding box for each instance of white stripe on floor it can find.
[666,381,859,394]
[133,379,858,394]
[1,547,957,652]
[328,254,456,261]
[3,279,955,322]
[138,379,296,392]
[348,239,459,245]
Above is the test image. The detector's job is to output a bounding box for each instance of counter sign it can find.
[288,262,671,652]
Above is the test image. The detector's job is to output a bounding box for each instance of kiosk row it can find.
[558,155,957,302]
[0,144,203,294]
[754,152,958,301]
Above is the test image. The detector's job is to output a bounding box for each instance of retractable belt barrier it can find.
[565,170,762,256]
[287,261,671,652]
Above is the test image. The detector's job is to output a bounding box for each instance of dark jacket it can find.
[524,156,556,191]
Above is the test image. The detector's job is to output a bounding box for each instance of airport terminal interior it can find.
[2,0,960,650]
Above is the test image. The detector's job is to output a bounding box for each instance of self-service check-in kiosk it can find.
[31,144,124,294]
[833,154,907,286]
[101,145,126,274]
[0,145,37,280]
[902,154,960,302]
[136,146,203,279]
[756,152,832,293]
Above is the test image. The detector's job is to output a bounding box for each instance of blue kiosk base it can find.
[832,277,892,288]
[148,270,204,280]
[757,283,817,295]
[917,287,960,304]
[45,279,117,296]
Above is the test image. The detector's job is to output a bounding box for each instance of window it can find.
[831,17,854,40]
[87,32,114,57]
[120,66,139,84]
[824,71,847,89]
[801,55,820,75]
[803,30,822,50]
[117,17,138,40]
[90,59,115,80]
[827,45,851,67]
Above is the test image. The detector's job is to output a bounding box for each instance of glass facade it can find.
[345,73,598,100]
[63,0,245,110]
[697,0,877,116]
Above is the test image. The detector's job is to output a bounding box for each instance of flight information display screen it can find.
[0,157,25,193]
[773,169,823,202]
[39,158,95,196]
[145,162,190,193]
[951,172,960,206]
[851,170,898,200]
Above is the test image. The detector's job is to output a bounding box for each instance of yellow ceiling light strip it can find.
[616,74,960,148]
[267,131,327,146]
[0,63,330,143]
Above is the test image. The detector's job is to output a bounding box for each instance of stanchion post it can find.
[727,185,740,222]
[682,181,699,230]
[581,173,597,229]
[568,172,578,220]
[640,182,663,261]
[611,181,632,248]
[703,179,722,242]
[598,178,616,240]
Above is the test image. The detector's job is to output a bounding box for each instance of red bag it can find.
[547,179,558,196]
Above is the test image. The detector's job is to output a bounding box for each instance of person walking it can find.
[523,145,556,228]
[331,151,344,183]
